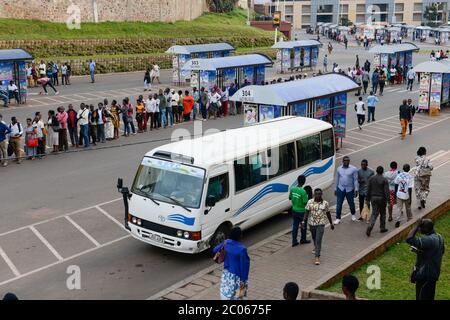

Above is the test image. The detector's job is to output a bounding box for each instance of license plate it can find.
[152,234,162,243]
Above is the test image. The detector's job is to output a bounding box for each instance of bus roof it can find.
[146,117,333,168]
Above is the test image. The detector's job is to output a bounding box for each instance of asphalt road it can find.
[0,42,449,299]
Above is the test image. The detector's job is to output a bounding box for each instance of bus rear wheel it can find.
[209,224,231,254]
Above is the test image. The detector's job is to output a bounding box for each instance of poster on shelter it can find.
[259,105,274,122]
[418,72,430,110]
[333,93,347,138]
[281,48,291,72]
[314,97,331,122]
[197,52,208,59]
[292,102,307,117]
[256,65,265,85]
[430,73,442,114]
[0,61,13,84]
[303,48,311,67]
[212,51,222,58]
[373,54,381,67]
[242,66,254,84]
[172,56,179,83]
[179,54,191,83]
[18,61,27,101]
[389,54,397,67]
[442,73,450,103]
[294,47,301,68]
[398,53,405,67]
[223,68,236,88]
[200,70,212,89]
[244,104,258,125]
[311,47,319,66]
[273,105,282,118]
[405,52,413,67]
[222,51,231,57]
[275,50,282,73]
[380,54,388,67]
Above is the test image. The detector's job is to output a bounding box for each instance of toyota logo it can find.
[158,215,166,222]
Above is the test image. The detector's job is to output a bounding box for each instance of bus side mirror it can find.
[117,178,123,191]
[206,195,216,208]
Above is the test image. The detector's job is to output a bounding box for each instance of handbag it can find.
[213,240,227,264]
[27,138,38,148]
[361,202,370,222]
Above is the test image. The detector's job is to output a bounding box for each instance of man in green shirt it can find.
[289,175,311,247]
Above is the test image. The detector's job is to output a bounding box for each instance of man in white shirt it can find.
[7,81,19,104]
[32,112,46,158]
[394,164,414,228]
[8,117,22,163]
[39,60,46,78]
[354,96,366,130]
[77,103,90,148]
[61,63,68,86]
[406,67,416,91]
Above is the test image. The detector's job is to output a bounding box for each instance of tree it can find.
[423,3,440,27]
[340,17,353,27]
[207,0,239,13]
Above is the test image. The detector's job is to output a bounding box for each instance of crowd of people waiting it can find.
[0,85,244,166]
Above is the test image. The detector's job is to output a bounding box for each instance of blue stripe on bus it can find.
[167,214,195,226]
[234,158,334,217]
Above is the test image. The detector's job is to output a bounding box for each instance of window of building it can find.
[413,3,422,12]
[356,14,366,23]
[413,13,422,21]
[234,153,267,192]
[356,4,366,12]
[302,5,311,14]
[302,15,311,23]
[395,13,404,23]
[297,134,321,167]
[395,3,404,12]
[207,173,229,203]
[341,4,349,13]
[267,142,296,179]
[321,129,335,159]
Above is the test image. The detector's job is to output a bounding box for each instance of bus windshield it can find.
[131,157,205,209]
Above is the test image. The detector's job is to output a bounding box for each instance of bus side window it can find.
[321,128,335,159]
[207,173,229,203]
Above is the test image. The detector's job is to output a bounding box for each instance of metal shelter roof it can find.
[369,42,419,54]
[413,60,450,73]
[181,54,272,71]
[230,73,359,106]
[416,26,432,30]
[165,43,235,55]
[272,40,323,49]
[0,49,33,61]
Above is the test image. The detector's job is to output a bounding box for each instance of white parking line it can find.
[95,206,126,230]
[65,216,101,247]
[359,127,394,137]
[0,246,21,277]
[29,226,63,261]
[374,122,400,130]
[349,130,385,141]
[0,197,121,238]
[342,139,365,148]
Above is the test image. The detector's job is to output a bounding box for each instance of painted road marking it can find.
[342,140,366,148]
[0,246,20,277]
[65,216,101,247]
[95,206,126,230]
[29,226,64,261]
[358,127,393,137]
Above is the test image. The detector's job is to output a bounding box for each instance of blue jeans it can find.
[90,70,95,82]
[122,116,130,135]
[336,188,356,219]
[292,211,307,244]
[0,92,8,106]
[80,124,89,148]
[160,108,167,127]
[200,102,207,119]
[166,108,173,126]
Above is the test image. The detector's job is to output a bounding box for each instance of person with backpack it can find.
[47,110,60,153]
[414,147,433,211]
[384,161,400,222]
[213,227,250,300]
[289,175,311,247]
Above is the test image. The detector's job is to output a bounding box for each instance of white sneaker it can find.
[333,219,341,225]
[351,215,357,222]
[55,91,59,95]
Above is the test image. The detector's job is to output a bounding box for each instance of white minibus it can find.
[117,116,336,253]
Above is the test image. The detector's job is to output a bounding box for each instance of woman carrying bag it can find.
[213,227,250,300]
[25,118,38,160]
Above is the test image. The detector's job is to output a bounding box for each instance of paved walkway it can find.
[151,153,450,300]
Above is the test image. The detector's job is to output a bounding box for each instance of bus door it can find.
[203,166,231,230]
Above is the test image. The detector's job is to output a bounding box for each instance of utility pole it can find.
[92,0,98,23]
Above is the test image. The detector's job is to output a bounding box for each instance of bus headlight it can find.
[132,217,137,224]
[137,219,142,226]
[177,230,183,237]
[183,231,190,239]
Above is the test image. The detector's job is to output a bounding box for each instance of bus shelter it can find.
[0,49,32,104]
[166,43,235,86]
[181,54,272,90]
[401,25,416,41]
[369,42,419,69]
[431,28,450,44]
[321,23,333,36]
[415,26,432,42]
[386,27,401,42]
[414,60,450,116]
[229,73,359,147]
[272,40,322,73]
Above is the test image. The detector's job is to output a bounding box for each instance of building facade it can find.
[268,0,450,29]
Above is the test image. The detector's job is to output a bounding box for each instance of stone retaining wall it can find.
[0,0,207,23]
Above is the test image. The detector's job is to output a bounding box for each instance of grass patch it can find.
[323,213,449,300]
[0,9,271,40]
